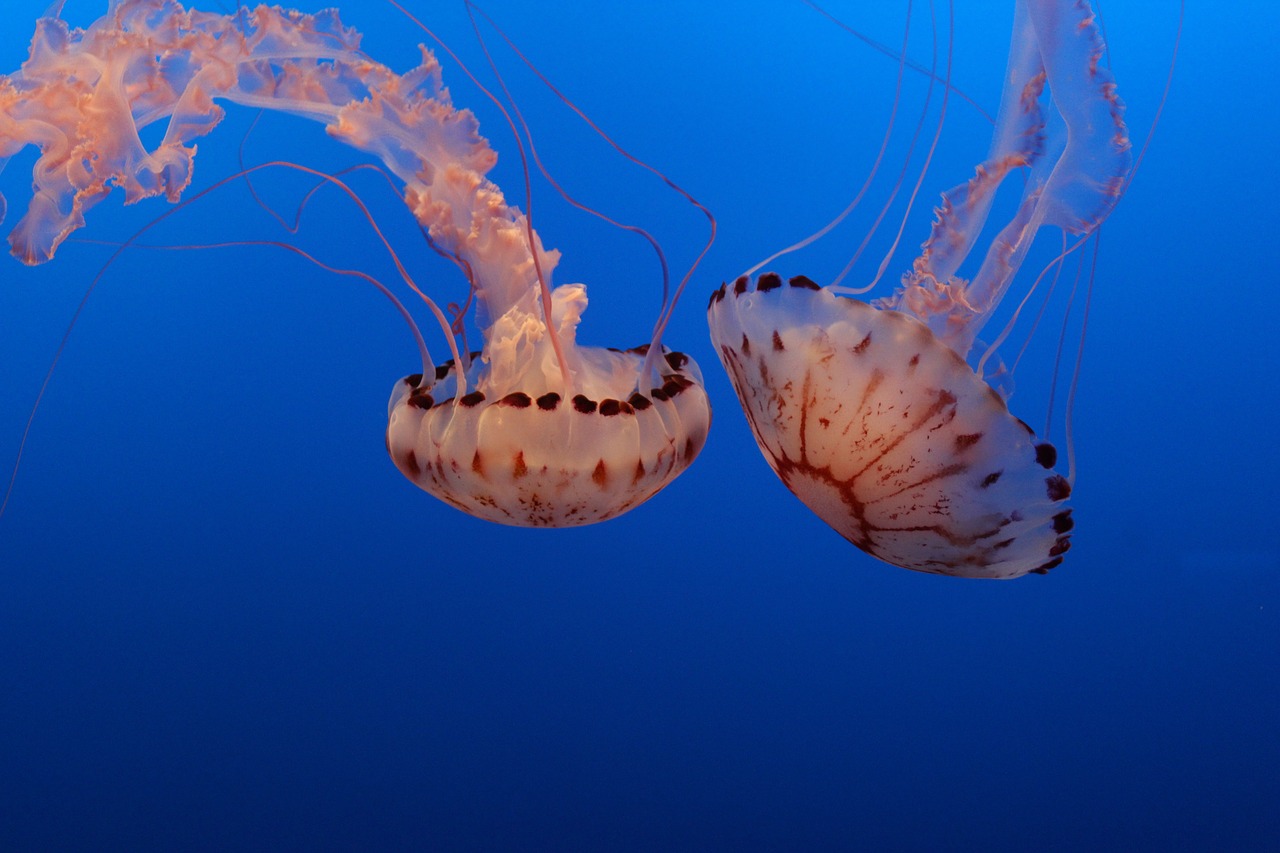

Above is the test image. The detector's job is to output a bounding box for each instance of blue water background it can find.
[1,1,1275,849]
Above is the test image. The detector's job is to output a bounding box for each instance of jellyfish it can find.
[0,0,711,526]
[707,0,1129,578]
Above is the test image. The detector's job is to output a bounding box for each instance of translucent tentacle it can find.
[889,0,1129,357]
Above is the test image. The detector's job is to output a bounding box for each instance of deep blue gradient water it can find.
[1,2,1275,850]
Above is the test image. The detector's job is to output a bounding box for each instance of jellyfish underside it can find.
[708,0,1129,578]
[0,0,710,527]
[710,274,1071,579]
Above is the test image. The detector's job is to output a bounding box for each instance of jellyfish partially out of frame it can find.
[0,0,711,526]
[708,0,1135,578]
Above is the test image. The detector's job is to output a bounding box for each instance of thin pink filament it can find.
[744,0,914,280]
[460,1,717,387]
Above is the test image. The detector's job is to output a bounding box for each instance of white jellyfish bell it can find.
[708,0,1131,578]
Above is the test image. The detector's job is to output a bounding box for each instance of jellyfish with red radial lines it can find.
[708,0,1132,578]
[0,0,712,527]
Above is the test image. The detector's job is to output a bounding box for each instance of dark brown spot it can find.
[434,363,452,381]
[471,450,484,474]
[512,451,527,479]
[460,391,485,407]
[994,538,1015,550]
[599,399,622,416]
[536,392,560,411]
[499,392,532,408]
[733,276,749,295]
[628,343,652,355]
[683,437,695,459]
[664,351,689,370]
[651,387,669,401]
[709,284,727,307]
[619,400,634,415]
[1030,557,1064,574]
[573,395,597,414]
[772,330,785,351]
[852,332,872,355]
[405,373,423,387]
[981,471,1002,488]
[741,334,751,356]
[633,459,646,484]
[1035,442,1057,469]
[1046,474,1071,501]
[789,275,820,290]
[1052,510,1074,533]
[403,449,420,476]
[592,459,608,487]
[628,393,652,410]
[955,433,983,451]
[758,272,783,291]
[408,390,434,410]
[1049,537,1071,557]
